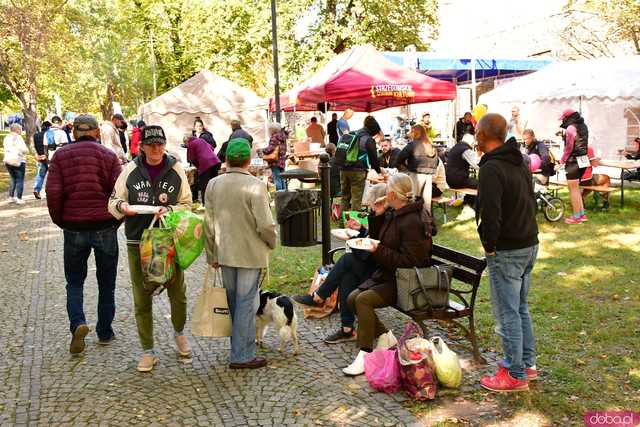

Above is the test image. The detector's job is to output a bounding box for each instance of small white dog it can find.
[256,290,300,354]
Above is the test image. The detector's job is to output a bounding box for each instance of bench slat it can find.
[433,244,486,272]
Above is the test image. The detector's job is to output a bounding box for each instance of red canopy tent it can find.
[269,45,457,113]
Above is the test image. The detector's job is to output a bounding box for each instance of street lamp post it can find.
[271,0,282,124]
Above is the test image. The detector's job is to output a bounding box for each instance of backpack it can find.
[334,131,359,167]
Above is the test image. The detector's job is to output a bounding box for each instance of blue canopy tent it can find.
[383,53,552,84]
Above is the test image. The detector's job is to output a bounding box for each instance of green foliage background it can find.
[0,0,439,119]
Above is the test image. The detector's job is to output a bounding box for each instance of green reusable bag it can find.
[140,216,177,292]
[164,210,205,270]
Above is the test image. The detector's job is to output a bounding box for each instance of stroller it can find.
[534,181,565,222]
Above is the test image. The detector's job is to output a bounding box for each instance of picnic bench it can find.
[431,196,451,224]
[329,244,487,363]
[596,159,640,208]
[550,180,617,209]
[452,187,477,197]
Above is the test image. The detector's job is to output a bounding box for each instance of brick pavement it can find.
[0,198,493,427]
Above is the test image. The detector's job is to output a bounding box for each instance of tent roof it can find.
[479,56,640,104]
[270,45,456,113]
[139,70,266,116]
[383,52,552,84]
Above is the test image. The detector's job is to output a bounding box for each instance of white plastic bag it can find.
[431,336,462,388]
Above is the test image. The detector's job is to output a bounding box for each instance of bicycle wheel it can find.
[543,197,565,222]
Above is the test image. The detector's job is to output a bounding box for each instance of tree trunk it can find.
[100,81,116,120]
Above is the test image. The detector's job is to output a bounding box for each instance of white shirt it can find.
[3,133,28,166]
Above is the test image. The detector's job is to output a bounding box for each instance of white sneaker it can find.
[342,350,367,376]
[15,198,25,205]
[375,331,398,350]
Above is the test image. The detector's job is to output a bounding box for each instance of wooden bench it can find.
[431,196,451,224]
[452,188,478,197]
[329,244,487,363]
[551,181,617,209]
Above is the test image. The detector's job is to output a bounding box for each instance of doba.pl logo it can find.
[584,411,640,427]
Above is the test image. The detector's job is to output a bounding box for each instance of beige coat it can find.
[100,121,127,162]
[204,168,277,269]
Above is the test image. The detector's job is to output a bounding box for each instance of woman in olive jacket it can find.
[343,173,432,376]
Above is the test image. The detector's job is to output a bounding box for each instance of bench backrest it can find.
[432,244,486,285]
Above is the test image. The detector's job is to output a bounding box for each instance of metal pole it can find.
[471,58,477,108]
[319,153,331,265]
[271,0,282,124]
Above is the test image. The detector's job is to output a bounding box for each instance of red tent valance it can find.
[270,45,457,113]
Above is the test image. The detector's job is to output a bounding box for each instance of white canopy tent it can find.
[138,71,268,152]
[479,56,640,160]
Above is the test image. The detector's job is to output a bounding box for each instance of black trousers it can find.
[198,164,221,205]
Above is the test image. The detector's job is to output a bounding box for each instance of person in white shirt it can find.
[3,123,29,204]
[100,114,128,163]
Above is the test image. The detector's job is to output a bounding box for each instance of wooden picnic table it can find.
[291,150,325,159]
[597,159,640,208]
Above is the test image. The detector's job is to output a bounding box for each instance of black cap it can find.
[141,125,167,145]
[112,113,125,121]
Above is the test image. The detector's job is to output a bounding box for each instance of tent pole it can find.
[324,101,328,145]
[471,57,477,108]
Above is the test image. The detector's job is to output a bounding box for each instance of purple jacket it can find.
[46,136,122,231]
[187,137,221,174]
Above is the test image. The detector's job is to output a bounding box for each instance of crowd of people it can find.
[2,100,636,394]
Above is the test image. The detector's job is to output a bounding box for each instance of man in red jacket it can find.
[46,114,123,355]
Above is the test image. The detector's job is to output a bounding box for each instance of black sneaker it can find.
[324,328,356,344]
[292,294,322,307]
[97,333,116,346]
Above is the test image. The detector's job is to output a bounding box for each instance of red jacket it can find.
[46,136,123,231]
[130,127,142,157]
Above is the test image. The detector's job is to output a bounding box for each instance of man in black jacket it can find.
[327,113,339,145]
[475,113,539,393]
[454,112,474,143]
[379,138,400,169]
[340,116,382,213]
[33,121,52,199]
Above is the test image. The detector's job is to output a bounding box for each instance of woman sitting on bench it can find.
[293,184,387,343]
[343,173,432,376]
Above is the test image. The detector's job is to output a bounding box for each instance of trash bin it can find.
[275,189,321,247]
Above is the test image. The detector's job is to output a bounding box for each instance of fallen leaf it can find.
[576,359,586,366]
[569,395,579,401]
[18,232,29,241]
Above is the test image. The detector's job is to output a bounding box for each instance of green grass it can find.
[0,131,38,194]
[269,188,640,425]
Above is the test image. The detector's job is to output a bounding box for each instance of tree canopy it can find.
[1,0,439,126]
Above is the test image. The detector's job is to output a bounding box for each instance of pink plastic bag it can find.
[364,349,402,393]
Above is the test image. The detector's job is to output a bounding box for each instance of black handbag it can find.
[396,265,453,311]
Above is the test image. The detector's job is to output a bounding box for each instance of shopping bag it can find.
[191,267,232,337]
[364,348,402,393]
[302,267,338,319]
[164,210,205,270]
[397,321,437,400]
[139,216,177,292]
[431,336,462,388]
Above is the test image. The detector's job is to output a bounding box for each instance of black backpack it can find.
[334,131,360,167]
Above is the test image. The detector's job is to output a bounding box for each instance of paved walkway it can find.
[0,197,495,427]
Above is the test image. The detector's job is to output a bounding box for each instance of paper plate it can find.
[129,205,162,214]
[346,238,379,251]
[331,228,359,241]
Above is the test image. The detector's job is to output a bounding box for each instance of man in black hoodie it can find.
[339,116,382,213]
[475,113,539,393]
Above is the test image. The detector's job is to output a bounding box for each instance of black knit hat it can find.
[364,115,381,135]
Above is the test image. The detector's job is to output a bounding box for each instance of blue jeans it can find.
[34,162,48,193]
[271,166,285,191]
[221,266,261,364]
[486,244,538,380]
[63,227,119,340]
[6,162,25,199]
[315,252,375,328]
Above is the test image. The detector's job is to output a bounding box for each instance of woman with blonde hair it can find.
[3,123,29,204]
[394,124,447,211]
[342,173,433,376]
